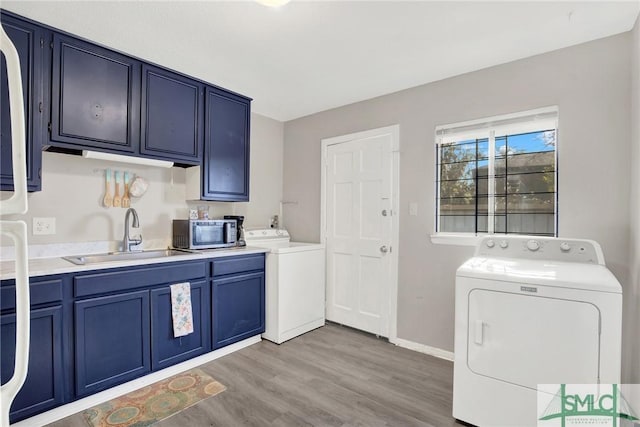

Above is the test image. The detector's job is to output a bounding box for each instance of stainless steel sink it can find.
[62,249,192,265]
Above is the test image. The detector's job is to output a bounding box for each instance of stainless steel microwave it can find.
[172,219,237,249]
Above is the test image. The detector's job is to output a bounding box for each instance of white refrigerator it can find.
[0,23,32,427]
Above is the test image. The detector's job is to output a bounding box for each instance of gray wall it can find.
[233,113,284,229]
[283,34,632,365]
[628,15,639,384]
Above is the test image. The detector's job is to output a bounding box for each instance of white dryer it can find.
[453,236,622,427]
[245,229,326,344]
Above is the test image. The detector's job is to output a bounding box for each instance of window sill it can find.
[430,233,481,247]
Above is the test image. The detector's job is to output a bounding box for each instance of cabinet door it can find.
[50,33,140,152]
[0,306,64,423]
[150,280,210,370]
[75,290,150,397]
[140,64,203,164]
[212,271,264,349]
[203,87,251,201]
[0,13,44,192]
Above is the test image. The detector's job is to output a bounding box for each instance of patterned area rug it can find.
[83,368,226,427]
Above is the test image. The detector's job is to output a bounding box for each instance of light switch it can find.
[33,217,56,235]
[409,202,418,216]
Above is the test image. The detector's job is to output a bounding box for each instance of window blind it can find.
[436,106,558,145]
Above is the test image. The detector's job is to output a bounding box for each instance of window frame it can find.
[432,107,559,245]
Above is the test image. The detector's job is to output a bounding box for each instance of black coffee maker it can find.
[224,215,245,247]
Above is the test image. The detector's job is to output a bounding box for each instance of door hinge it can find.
[50,42,54,49]
[39,101,43,113]
[48,122,52,133]
[40,38,44,48]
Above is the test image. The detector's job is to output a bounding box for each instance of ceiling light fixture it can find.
[255,0,291,8]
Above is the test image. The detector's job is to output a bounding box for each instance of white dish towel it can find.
[170,282,194,337]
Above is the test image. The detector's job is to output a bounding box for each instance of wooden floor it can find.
[48,324,460,427]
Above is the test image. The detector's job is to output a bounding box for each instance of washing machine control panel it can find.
[475,236,604,265]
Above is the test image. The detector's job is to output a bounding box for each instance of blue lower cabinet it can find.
[0,255,265,421]
[212,271,265,349]
[0,306,64,423]
[74,290,150,397]
[150,280,210,370]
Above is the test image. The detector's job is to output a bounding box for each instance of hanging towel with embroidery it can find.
[170,282,194,337]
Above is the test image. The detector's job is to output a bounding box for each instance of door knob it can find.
[380,245,388,253]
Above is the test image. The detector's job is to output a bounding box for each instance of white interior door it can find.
[325,132,393,337]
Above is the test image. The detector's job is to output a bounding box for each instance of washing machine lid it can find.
[245,228,290,248]
[457,257,622,293]
[269,241,325,254]
[245,229,325,253]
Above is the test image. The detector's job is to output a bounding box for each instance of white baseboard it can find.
[391,337,454,362]
[12,335,262,427]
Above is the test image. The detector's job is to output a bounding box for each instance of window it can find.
[435,107,558,237]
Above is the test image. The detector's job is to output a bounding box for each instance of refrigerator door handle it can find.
[0,221,30,427]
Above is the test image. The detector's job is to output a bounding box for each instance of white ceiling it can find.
[4,1,639,122]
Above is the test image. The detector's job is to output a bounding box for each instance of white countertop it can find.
[0,246,269,281]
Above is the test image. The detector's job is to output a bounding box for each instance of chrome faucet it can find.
[122,208,142,252]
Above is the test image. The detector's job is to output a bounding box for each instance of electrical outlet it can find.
[33,217,56,235]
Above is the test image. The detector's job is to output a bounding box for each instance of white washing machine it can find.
[453,236,622,427]
[245,229,326,344]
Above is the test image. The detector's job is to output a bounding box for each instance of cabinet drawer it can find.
[74,261,207,297]
[1,278,63,311]
[212,254,264,277]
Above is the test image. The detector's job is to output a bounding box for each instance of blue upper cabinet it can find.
[0,13,45,192]
[140,65,203,165]
[202,87,251,201]
[50,33,140,153]
[49,32,208,164]
[2,10,253,172]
